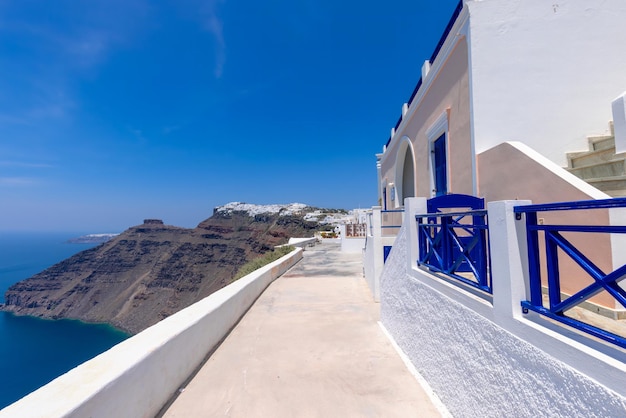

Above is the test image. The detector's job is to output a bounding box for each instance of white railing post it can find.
[487,200,532,320]
[363,209,376,299]
[370,207,383,301]
[372,206,382,239]
[404,197,427,272]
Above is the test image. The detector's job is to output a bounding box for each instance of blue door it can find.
[433,134,447,196]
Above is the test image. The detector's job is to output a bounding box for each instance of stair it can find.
[565,122,626,197]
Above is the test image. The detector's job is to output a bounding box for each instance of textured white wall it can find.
[468,0,626,165]
[381,225,626,417]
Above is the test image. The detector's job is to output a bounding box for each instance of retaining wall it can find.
[0,249,303,418]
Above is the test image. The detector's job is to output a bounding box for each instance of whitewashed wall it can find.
[363,237,376,300]
[468,0,626,165]
[380,199,626,417]
[340,224,366,253]
[362,208,398,302]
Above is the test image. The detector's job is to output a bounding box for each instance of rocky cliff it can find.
[1,203,336,334]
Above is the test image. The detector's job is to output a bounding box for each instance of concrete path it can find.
[162,242,442,418]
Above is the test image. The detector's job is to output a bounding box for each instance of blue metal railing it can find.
[416,194,491,293]
[385,0,464,149]
[514,198,626,349]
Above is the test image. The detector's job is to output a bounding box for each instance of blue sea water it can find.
[0,232,129,409]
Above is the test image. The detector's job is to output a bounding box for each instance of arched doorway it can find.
[402,150,415,200]
[395,136,416,207]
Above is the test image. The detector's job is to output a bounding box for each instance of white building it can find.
[376,0,626,311]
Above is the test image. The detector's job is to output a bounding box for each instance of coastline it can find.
[0,310,131,336]
[0,310,129,409]
[0,232,131,409]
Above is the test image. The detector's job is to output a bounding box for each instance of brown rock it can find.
[1,207,330,334]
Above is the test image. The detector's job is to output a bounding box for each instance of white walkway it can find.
[162,242,442,417]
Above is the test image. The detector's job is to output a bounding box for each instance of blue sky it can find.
[1,0,461,232]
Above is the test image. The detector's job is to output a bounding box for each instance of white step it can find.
[589,135,615,151]
[585,175,626,194]
[567,159,626,180]
[567,147,624,168]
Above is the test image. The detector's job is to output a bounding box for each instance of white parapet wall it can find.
[380,199,626,417]
[286,237,318,248]
[341,236,366,253]
[362,207,397,302]
[0,248,303,418]
[340,224,366,254]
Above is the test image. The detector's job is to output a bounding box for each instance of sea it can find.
[0,232,129,410]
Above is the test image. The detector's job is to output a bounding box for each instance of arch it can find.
[394,136,416,207]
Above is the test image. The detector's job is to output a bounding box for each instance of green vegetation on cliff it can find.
[232,245,296,281]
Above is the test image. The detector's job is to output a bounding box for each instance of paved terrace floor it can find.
[162,242,442,418]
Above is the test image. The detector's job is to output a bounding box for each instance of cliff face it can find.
[1,204,328,334]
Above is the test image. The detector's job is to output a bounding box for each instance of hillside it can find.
[1,203,341,333]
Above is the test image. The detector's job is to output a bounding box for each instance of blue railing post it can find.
[475,212,488,290]
[417,216,425,265]
[545,232,562,312]
[441,214,451,273]
[524,211,543,307]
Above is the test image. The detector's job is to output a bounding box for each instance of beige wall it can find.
[478,142,615,308]
[380,37,472,209]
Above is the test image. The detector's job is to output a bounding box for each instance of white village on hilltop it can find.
[2,1,626,417]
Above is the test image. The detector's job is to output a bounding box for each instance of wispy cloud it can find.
[0,161,55,169]
[0,160,52,187]
[0,1,149,124]
[163,125,182,135]
[0,177,37,186]
[0,113,27,125]
[203,7,226,78]
[63,30,115,69]
[177,0,226,79]
[128,126,147,145]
